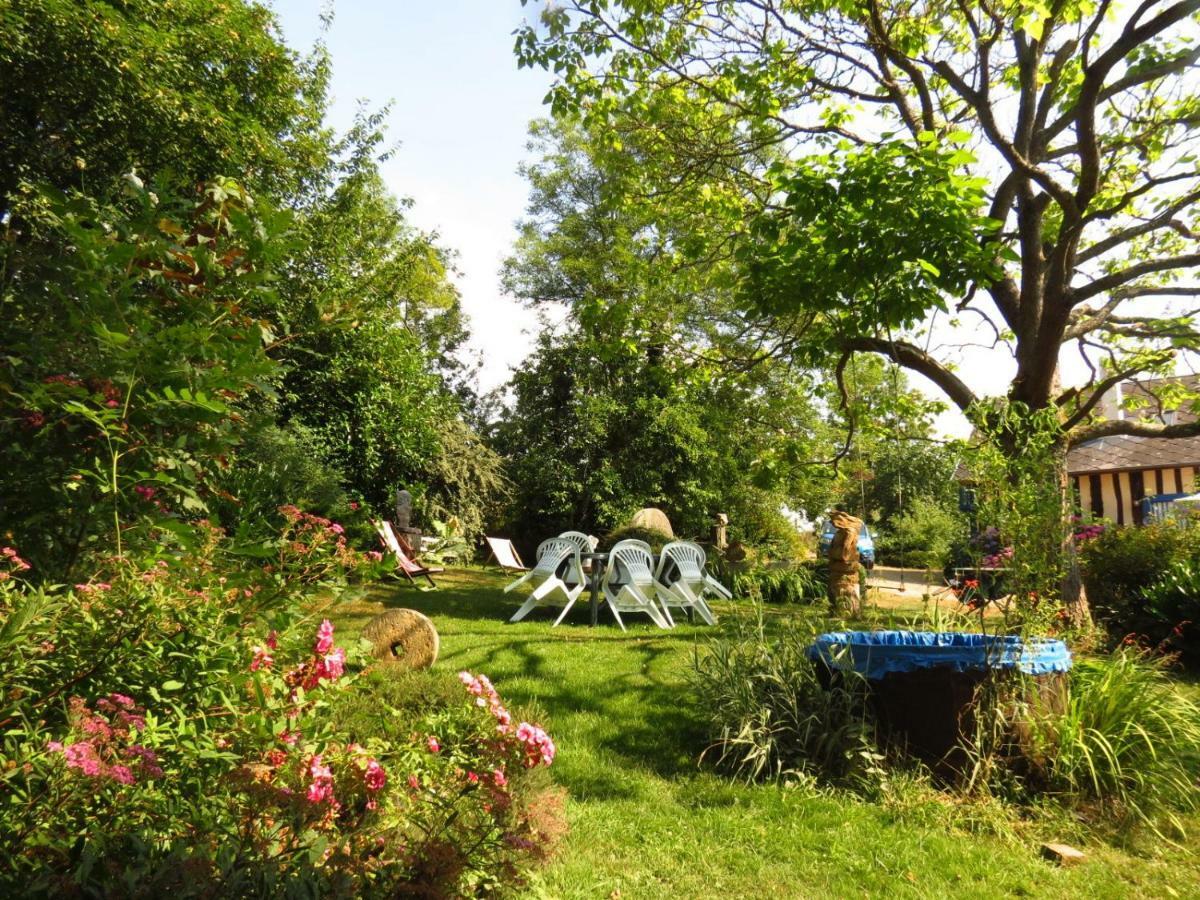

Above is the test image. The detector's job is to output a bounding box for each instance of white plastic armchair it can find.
[601,540,672,630]
[558,531,599,553]
[655,541,727,625]
[504,538,586,625]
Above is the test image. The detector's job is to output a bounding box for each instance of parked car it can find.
[817,520,876,570]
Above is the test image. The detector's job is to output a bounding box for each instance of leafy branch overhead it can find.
[517,0,1200,443]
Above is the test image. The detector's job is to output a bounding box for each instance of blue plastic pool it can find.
[806,630,1072,681]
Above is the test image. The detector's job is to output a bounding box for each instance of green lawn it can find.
[328,569,1200,899]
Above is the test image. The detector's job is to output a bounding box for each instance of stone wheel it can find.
[361,608,439,669]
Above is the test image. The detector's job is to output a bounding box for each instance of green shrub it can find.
[1141,559,1200,662]
[0,521,558,895]
[598,525,674,552]
[689,610,878,784]
[723,564,821,604]
[1034,650,1200,833]
[875,496,965,569]
[1081,522,1194,624]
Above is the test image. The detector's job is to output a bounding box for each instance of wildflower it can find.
[492,768,507,787]
[109,765,135,785]
[329,523,345,535]
[266,630,278,650]
[408,774,420,790]
[466,771,479,784]
[367,550,382,562]
[133,485,157,501]
[307,754,335,804]
[320,647,345,681]
[250,645,274,672]
[426,736,440,754]
[349,501,360,511]
[364,759,387,792]
[314,619,335,655]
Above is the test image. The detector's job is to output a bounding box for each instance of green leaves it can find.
[738,140,1000,341]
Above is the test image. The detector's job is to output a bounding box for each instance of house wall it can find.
[1072,466,1198,525]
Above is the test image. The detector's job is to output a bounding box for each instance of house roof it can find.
[1067,434,1200,475]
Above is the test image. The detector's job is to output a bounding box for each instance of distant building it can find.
[1069,375,1200,525]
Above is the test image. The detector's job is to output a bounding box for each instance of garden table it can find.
[580,551,609,626]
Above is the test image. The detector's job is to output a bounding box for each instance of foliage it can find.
[967,404,1074,631]
[882,496,966,570]
[723,565,821,605]
[0,0,328,207]
[1141,559,1200,662]
[497,120,837,549]
[0,529,557,895]
[419,518,473,567]
[0,179,285,578]
[1034,650,1200,834]
[689,609,878,784]
[597,525,674,553]
[1080,518,1200,643]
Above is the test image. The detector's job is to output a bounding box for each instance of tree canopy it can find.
[515,0,1200,444]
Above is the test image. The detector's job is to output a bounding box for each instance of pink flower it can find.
[364,759,387,792]
[280,730,300,746]
[134,485,157,501]
[466,771,479,784]
[329,523,345,535]
[307,754,335,804]
[250,646,274,672]
[266,630,278,650]
[314,619,334,655]
[110,765,135,785]
[426,736,440,754]
[492,768,507,787]
[62,741,106,777]
[321,647,345,681]
[408,774,420,790]
[367,550,382,562]
[349,502,360,511]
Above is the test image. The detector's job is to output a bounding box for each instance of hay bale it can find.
[361,608,439,669]
[629,507,674,537]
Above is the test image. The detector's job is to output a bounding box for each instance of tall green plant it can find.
[1,179,285,577]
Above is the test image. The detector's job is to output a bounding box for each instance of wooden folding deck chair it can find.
[374,520,443,588]
[485,537,528,572]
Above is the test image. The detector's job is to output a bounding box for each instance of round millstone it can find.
[361,608,439,669]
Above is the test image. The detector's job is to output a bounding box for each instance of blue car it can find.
[818,520,876,570]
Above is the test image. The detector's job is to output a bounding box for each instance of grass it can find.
[327,569,1200,899]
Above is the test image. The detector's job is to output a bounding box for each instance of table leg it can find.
[590,570,600,626]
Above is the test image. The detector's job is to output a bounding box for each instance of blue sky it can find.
[271,0,552,393]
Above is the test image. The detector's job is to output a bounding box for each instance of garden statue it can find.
[394,489,413,530]
[711,512,728,550]
[827,510,863,615]
[393,488,422,551]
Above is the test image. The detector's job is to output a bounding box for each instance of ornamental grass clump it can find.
[1034,649,1200,835]
[689,608,877,784]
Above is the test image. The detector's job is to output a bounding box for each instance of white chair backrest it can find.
[559,531,598,554]
[534,538,577,575]
[662,541,706,580]
[610,541,654,585]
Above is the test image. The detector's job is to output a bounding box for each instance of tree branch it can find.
[839,336,978,412]
[1070,416,1200,445]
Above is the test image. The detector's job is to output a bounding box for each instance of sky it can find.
[271,0,552,395]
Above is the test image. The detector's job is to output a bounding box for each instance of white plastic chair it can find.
[601,540,672,630]
[655,541,725,625]
[504,538,586,625]
[557,531,599,585]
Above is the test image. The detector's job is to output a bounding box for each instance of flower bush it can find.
[0,522,559,895]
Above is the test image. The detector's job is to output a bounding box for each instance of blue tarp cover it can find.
[806,630,1072,680]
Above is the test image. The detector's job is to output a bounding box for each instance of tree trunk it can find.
[1056,451,1092,629]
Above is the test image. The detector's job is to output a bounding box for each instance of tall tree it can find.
[516,0,1200,621]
